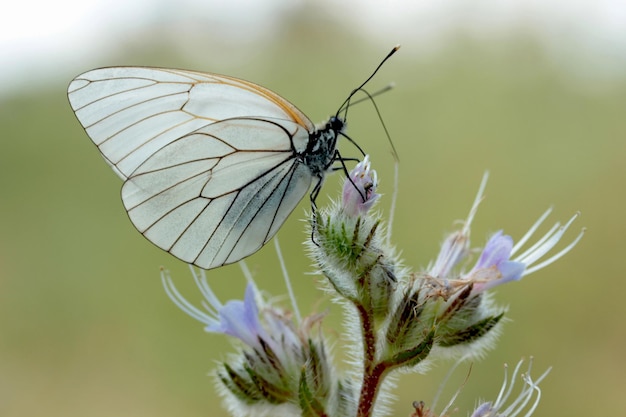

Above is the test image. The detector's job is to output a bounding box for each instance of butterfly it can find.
[67,46,398,269]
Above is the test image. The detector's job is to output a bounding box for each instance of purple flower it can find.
[205,283,267,347]
[428,173,584,295]
[161,266,283,351]
[161,265,334,412]
[466,208,584,294]
[465,231,526,293]
[342,155,380,217]
[162,265,310,359]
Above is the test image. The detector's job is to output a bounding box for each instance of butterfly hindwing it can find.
[120,118,313,269]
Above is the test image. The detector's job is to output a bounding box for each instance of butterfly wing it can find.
[67,67,314,180]
[122,117,313,269]
[68,67,316,268]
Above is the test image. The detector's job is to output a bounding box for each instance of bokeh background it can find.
[1,0,625,416]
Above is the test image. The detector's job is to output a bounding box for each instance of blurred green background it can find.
[1,2,625,416]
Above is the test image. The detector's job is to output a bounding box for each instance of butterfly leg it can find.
[309,174,326,247]
[333,152,367,202]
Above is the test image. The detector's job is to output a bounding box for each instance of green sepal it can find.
[438,312,505,347]
[298,367,328,417]
[305,339,329,396]
[384,328,435,368]
[219,363,262,403]
[385,288,424,347]
[244,362,291,404]
[437,284,474,325]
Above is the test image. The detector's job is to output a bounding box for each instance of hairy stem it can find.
[356,303,387,417]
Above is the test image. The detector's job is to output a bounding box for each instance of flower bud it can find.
[310,156,398,319]
[342,155,380,218]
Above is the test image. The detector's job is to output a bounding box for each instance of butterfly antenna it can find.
[352,86,399,162]
[348,83,395,107]
[336,45,400,117]
[335,47,400,164]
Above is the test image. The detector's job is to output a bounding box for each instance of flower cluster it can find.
[163,157,583,417]
[162,266,342,417]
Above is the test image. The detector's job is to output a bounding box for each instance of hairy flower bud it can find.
[310,155,398,319]
[342,155,380,218]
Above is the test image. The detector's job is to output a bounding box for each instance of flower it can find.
[162,265,265,348]
[206,283,267,346]
[470,358,550,417]
[413,358,550,417]
[161,265,339,416]
[466,208,584,294]
[342,155,380,217]
[428,173,584,296]
[161,265,304,358]
[413,173,585,356]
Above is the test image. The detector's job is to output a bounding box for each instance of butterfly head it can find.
[327,115,346,134]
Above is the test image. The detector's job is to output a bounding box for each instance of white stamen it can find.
[463,171,489,236]
[492,358,550,417]
[511,208,553,255]
[495,359,525,409]
[161,268,216,325]
[522,367,551,417]
[523,219,584,275]
[493,362,511,408]
[189,265,224,315]
[513,221,561,264]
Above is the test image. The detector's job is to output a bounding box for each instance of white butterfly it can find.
[68,47,398,269]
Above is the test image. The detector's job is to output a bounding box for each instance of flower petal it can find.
[206,284,264,347]
[342,155,380,217]
[474,231,513,270]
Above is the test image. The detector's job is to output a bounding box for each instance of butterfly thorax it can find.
[301,116,345,176]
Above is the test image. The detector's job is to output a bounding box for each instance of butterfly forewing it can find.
[68,67,313,180]
[69,67,320,269]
